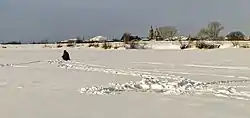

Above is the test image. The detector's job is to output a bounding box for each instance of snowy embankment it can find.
[1,41,250,50]
[143,41,244,50]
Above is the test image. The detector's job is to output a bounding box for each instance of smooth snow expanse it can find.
[0,46,250,118]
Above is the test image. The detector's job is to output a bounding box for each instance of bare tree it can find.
[207,21,224,40]
[121,32,131,44]
[197,28,208,40]
[158,26,178,41]
[148,25,154,40]
[197,21,224,40]
[40,39,49,44]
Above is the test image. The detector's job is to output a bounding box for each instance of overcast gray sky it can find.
[0,0,249,42]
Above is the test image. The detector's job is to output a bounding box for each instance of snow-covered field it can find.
[0,45,250,118]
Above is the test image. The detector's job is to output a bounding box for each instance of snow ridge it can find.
[79,77,206,95]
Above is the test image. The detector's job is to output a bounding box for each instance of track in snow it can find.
[1,59,250,100]
[48,60,250,101]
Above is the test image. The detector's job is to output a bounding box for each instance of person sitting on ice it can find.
[62,50,70,61]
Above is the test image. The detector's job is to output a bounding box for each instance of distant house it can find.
[89,36,108,42]
[141,37,150,41]
[174,36,189,41]
[58,38,83,44]
[186,37,200,41]
[60,39,77,43]
[224,31,250,41]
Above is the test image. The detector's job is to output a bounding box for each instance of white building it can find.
[60,38,78,43]
[89,36,108,42]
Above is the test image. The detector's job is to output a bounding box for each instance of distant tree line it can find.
[149,21,247,41]
[1,41,22,45]
[1,21,248,45]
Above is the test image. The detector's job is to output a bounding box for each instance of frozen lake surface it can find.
[0,47,250,118]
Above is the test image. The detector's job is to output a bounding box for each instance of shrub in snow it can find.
[66,43,75,47]
[125,41,147,49]
[179,40,193,50]
[101,41,112,49]
[195,41,220,49]
[215,41,224,46]
[231,41,240,47]
[113,45,120,49]
[239,44,250,48]
[129,41,139,49]
[88,43,94,47]
[94,44,99,48]
[180,44,191,49]
[88,43,99,48]
[42,44,52,48]
[57,44,63,48]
